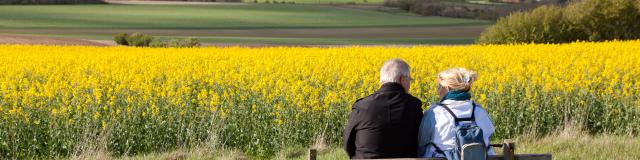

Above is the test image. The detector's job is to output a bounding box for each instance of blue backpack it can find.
[429,102,487,160]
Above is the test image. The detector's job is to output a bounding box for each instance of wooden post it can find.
[308,149,317,160]
[502,139,515,160]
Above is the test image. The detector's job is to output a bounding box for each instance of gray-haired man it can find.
[343,59,424,158]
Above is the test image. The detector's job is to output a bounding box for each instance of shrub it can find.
[168,37,200,48]
[384,0,540,20]
[478,5,570,44]
[149,39,168,48]
[125,32,154,47]
[479,0,640,44]
[384,0,413,10]
[113,33,199,48]
[563,0,640,41]
[114,33,129,46]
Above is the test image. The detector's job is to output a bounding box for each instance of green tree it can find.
[479,5,569,44]
[479,0,640,44]
[564,0,640,41]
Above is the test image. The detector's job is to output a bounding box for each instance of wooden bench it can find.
[308,139,552,160]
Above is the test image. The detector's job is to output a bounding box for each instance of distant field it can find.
[0,3,490,45]
[0,4,488,29]
[4,25,483,45]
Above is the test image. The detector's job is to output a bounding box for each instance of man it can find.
[343,59,424,159]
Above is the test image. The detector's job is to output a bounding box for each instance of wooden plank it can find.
[502,139,515,160]
[352,158,446,160]
[355,154,551,160]
[343,139,551,160]
[489,154,552,160]
[309,149,317,160]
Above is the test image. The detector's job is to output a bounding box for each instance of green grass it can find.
[248,0,384,4]
[0,3,489,45]
[189,36,476,44]
[0,4,489,29]
[516,134,640,160]
[42,34,476,45]
[111,134,640,160]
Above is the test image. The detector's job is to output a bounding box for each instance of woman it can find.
[417,68,495,158]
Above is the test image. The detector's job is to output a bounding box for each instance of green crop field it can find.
[0,3,490,45]
[0,4,488,29]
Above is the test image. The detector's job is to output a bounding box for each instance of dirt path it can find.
[0,34,113,46]
[0,34,430,47]
[0,26,485,39]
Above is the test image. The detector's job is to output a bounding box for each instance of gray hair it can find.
[379,59,410,84]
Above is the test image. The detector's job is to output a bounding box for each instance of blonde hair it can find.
[380,59,410,84]
[437,68,478,91]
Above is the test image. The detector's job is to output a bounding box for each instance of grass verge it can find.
[111,133,640,160]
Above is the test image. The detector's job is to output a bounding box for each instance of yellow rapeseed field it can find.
[0,41,639,158]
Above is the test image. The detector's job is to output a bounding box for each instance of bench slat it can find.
[359,155,552,160]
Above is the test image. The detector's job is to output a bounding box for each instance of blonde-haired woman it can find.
[417,68,495,158]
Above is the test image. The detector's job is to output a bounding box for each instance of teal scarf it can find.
[440,90,471,102]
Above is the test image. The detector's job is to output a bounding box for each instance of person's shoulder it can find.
[427,103,458,118]
[406,94,423,105]
[471,102,488,114]
[352,94,374,109]
[352,97,365,107]
[471,101,484,108]
[471,102,493,122]
[423,103,442,114]
[423,103,453,123]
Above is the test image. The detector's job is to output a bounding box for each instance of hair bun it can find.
[438,68,477,91]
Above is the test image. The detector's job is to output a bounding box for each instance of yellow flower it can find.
[0,41,638,153]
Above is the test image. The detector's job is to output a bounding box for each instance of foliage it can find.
[479,0,640,44]
[563,0,640,41]
[478,5,571,44]
[124,32,154,47]
[168,37,200,48]
[149,39,168,48]
[115,33,200,48]
[384,0,544,20]
[0,41,639,159]
[114,33,129,46]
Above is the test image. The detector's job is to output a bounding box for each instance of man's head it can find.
[380,59,412,91]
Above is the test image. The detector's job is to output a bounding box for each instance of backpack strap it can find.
[427,142,445,156]
[439,101,477,125]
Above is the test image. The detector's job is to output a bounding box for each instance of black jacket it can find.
[343,83,424,159]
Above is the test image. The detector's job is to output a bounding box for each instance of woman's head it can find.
[437,67,478,98]
[380,59,412,91]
